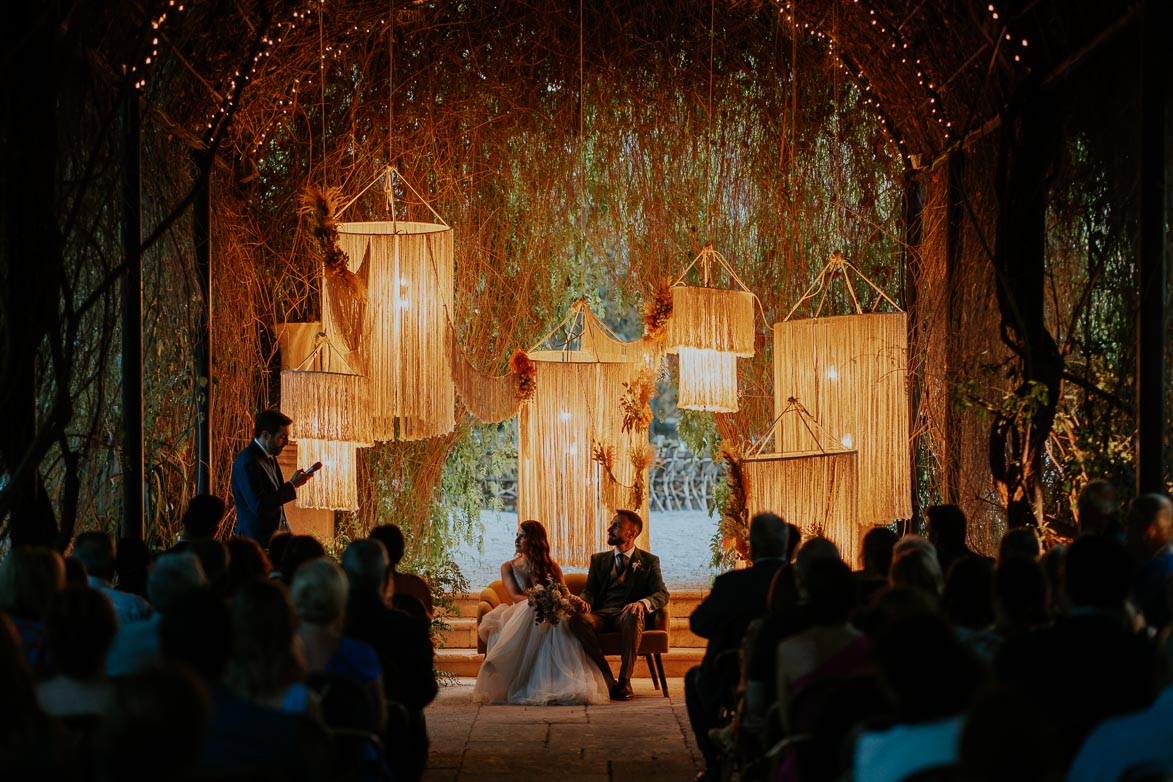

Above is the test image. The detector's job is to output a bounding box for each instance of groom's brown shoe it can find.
[609,680,634,701]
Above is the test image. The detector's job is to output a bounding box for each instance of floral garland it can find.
[298,184,364,298]
[509,349,537,404]
[620,372,657,435]
[716,441,750,561]
[643,277,674,339]
[527,576,577,625]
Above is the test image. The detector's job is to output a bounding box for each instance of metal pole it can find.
[1137,0,1168,494]
[194,155,213,495]
[120,92,144,540]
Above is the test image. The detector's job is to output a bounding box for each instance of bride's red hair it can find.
[519,520,555,583]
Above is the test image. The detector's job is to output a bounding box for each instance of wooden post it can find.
[943,151,965,505]
[903,171,925,533]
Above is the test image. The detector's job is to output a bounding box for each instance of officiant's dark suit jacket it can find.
[690,557,787,672]
[580,547,670,613]
[231,441,295,545]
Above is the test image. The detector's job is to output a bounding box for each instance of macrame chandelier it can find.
[773,252,912,526]
[743,398,862,567]
[517,304,653,566]
[329,216,455,441]
[280,337,373,511]
[664,246,756,412]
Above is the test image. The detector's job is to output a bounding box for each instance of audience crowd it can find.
[685,482,1173,782]
[0,503,436,782]
[4,479,1173,782]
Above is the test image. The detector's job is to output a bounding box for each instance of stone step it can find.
[435,646,704,679]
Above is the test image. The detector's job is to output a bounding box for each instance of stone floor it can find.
[423,678,704,782]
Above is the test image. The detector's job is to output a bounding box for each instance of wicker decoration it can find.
[517,306,652,566]
[675,347,738,412]
[280,368,373,446]
[743,398,862,567]
[291,439,361,511]
[773,312,911,526]
[280,335,373,512]
[327,220,455,441]
[664,246,756,412]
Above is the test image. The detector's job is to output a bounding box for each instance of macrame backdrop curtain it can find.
[328,220,456,441]
[772,313,912,525]
[665,286,755,412]
[742,450,861,567]
[518,319,652,566]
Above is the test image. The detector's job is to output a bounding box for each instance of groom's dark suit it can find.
[571,547,670,685]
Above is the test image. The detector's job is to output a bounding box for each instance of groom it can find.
[570,509,670,701]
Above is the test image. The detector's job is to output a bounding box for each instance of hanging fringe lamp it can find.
[663,246,756,412]
[773,252,911,526]
[742,397,862,567]
[280,335,373,512]
[517,302,653,566]
[323,168,456,441]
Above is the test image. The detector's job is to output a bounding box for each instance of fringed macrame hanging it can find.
[280,335,373,512]
[448,328,533,424]
[293,439,361,511]
[517,303,653,566]
[773,252,911,526]
[664,246,756,412]
[329,217,455,441]
[742,398,862,567]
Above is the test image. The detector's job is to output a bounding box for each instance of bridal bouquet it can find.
[527,577,578,626]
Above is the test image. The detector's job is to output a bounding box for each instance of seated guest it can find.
[291,557,386,731]
[1077,478,1122,539]
[180,493,226,542]
[98,664,212,782]
[63,556,88,587]
[279,534,326,585]
[107,552,206,676]
[889,535,944,603]
[224,579,308,712]
[370,523,434,620]
[943,555,996,643]
[267,530,293,576]
[743,536,841,726]
[855,527,898,607]
[0,546,66,678]
[687,512,789,781]
[160,589,331,781]
[854,612,986,782]
[776,557,874,782]
[71,531,153,625]
[1066,680,1173,782]
[927,504,987,576]
[996,534,1160,766]
[1125,493,1173,630]
[0,612,72,779]
[998,526,1042,562]
[37,586,118,718]
[225,536,272,594]
[177,538,230,598]
[968,555,1050,660]
[114,537,151,599]
[341,539,436,782]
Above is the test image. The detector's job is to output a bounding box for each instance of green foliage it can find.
[677,410,721,460]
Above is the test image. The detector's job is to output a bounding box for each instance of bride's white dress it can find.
[473,579,610,706]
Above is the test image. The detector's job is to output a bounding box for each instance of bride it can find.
[473,520,611,705]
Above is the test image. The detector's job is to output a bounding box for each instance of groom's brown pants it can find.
[569,609,644,684]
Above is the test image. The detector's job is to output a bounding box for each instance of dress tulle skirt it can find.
[473,601,611,706]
